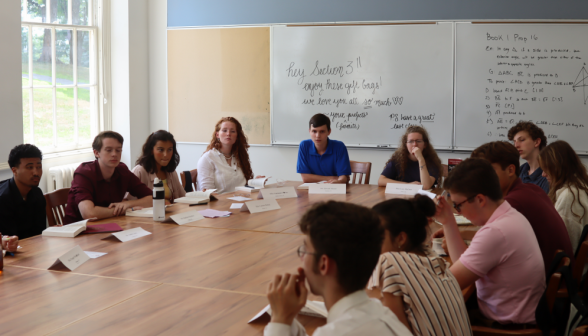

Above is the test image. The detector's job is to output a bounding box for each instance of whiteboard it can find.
[455,23,588,153]
[272,24,454,149]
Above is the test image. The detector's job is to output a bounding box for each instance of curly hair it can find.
[299,201,383,294]
[205,117,253,180]
[507,121,547,150]
[385,125,442,180]
[135,130,180,174]
[539,140,588,220]
[8,144,43,168]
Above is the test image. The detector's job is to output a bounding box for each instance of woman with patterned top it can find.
[370,195,472,336]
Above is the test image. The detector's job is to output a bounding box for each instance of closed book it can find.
[84,223,123,234]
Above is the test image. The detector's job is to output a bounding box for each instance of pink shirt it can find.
[460,201,545,324]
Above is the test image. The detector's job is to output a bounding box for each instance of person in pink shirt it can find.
[435,158,545,327]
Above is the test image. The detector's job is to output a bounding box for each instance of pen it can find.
[436,190,447,205]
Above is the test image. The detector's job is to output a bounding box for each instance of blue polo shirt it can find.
[296,138,352,177]
[520,162,549,194]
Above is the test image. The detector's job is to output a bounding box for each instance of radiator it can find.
[47,162,83,192]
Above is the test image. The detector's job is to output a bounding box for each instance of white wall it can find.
[111,0,151,167]
[0,1,24,180]
[148,0,168,132]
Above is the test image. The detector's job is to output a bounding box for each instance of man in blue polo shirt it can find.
[297,114,351,183]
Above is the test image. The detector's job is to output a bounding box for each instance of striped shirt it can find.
[369,251,472,336]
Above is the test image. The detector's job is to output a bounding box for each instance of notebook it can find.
[83,223,123,234]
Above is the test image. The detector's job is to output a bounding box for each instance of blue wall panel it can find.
[168,0,588,27]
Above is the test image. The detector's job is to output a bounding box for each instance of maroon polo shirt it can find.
[64,160,152,224]
[506,178,574,273]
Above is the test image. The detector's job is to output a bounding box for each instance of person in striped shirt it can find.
[370,195,472,335]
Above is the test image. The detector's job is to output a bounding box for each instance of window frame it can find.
[21,0,103,155]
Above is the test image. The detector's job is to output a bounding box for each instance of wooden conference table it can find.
[0,182,476,335]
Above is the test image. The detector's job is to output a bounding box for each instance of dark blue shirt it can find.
[520,162,549,194]
[0,177,46,239]
[296,138,351,177]
[381,159,439,185]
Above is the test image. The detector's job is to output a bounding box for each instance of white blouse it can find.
[196,148,247,194]
[555,185,588,251]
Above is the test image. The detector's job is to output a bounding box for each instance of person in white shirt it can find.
[264,201,412,336]
[197,117,263,193]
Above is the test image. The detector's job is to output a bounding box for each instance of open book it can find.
[42,219,88,238]
[174,189,218,205]
[247,177,270,189]
[248,301,327,323]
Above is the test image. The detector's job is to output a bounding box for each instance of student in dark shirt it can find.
[0,144,45,241]
[435,141,572,273]
[507,121,549,193]
[64,131,153,224]
[378,126,442,190]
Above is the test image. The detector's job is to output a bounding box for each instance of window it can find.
[21,0,100,154]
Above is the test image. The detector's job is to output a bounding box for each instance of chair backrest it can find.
[546,256,570,312]
[575,241,588,296]
[180,169,198,192]
[44,188,70,226]
[349,161,371,185]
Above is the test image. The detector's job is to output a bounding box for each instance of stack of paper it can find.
[198,209,232,218]
[228,196,252,201]
[42,220,88,238]
[126,206,173,217]
[175,189,218,205]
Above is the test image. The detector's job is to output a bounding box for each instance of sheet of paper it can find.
[308,184,346,194]
[111,227,152,242]
[416,189,437,200]
[454,214,472,225]
[249,301,327,323]
[230,203,244,209]
[170,210,205,225]
[228,196,252,201]
[84,251,107,259]
[297,181,327,189]
[257,187,298,200]
[384,183,423,195]
[241,199,281,214]
[48,245,90,271]
[198,209,232,218]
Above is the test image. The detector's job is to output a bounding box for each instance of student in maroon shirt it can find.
[469,141,574,271]
[64,131,153,224]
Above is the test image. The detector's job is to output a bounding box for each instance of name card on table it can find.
[48,245,90,271]
[241,199,281,214]
[257,187,298,200]
[385,183,423,195]
[308,184,346,194]
[169,210,205,225]
[102,227,152,242]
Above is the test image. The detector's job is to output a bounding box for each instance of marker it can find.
[377,145,390,148]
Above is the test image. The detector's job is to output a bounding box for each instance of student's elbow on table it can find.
[378,175,388,187]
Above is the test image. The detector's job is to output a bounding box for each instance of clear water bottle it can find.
[153,178,165,222]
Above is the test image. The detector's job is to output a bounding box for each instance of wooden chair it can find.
[471,256,570,336]
[44,188,70,226]
[574,241,588,297]
[349,161,371,184]
[180,169,198,192]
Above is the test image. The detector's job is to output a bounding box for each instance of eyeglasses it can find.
[406,140,424,145]
[453,195,476,213]
[297,245,317,258]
